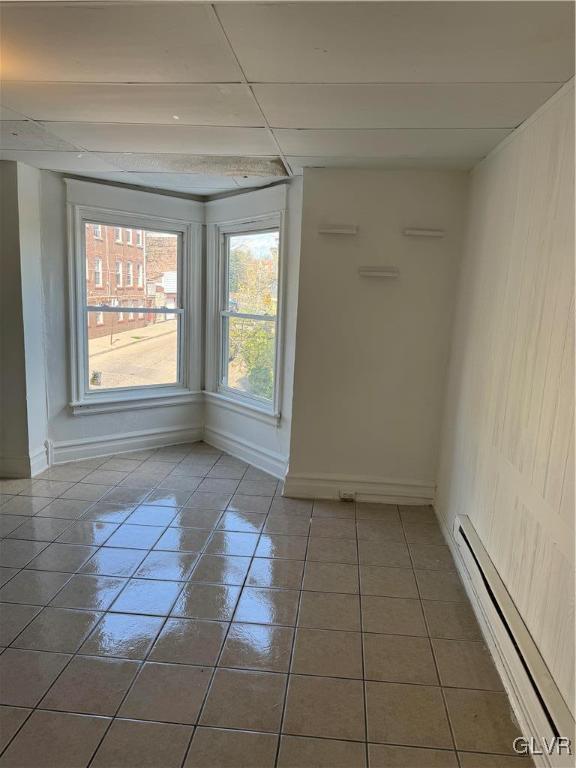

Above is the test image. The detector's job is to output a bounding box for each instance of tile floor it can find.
[0,442,530,768]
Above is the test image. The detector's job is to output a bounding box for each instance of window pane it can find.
[227,231,279,315]
[87,311,178,390]
[85,223,179,311]
[224,317,276,401]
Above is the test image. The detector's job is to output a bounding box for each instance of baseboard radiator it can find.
[453,515,574,768]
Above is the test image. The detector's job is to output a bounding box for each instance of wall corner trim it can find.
[203,425,287,480]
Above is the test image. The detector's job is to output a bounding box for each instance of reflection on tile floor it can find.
[0,443,529,767]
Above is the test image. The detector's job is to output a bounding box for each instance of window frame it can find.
[126,261,134,287]
[94,257,103,287]
[67,202,202,414]
[212,214,284,418]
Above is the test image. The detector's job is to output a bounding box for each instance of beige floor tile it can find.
[303,561,359,593]
[246,558,304,589]
[356,503,399,521]
[292,628,363,678]
[0,517,27,537]
[0,540,48,568]
[255,534,308,560]
[306,537,358,564]
[312,500,356,519]
[0,604,42,645]
[50,574,127,610]
[158,475,203,491]
[362,596,427,636]
[119,662,211,724]
[298,591,361,631]
[278,735,366,767]
[358,540,411,568]
[416,570,467,602]
[56,521,119,546]
[80,613,164,659]
[403,521,446,545]
[79,547,147,578]
[269,497,312,516]
[432,639,503,690]
[149,618,227,665]
[171,583,241,620]
[217,510,267,533]
[12,607,101,653]
[126,505,179,526]
[25,543,97,573]
[133,550,197,580]
[264,516,310,536]
[101,487,151,505]
[409,543,455,571]
[365,681,453,749]
[91,718,193,768]
[458,752,534,767]
[110,578,183,615]
[0,710,110,768]
[205,531,259,557]
[40,654,140,716]
[198,478,241,494]
[368,743,458,767]
[237,480,278,497]
[103,523,166,550]
[172,509,223,528]
[185,491,233,510]
[0,496,52,516]
[190,554,251,585]
[363,633,438,685]
[0,567,18,587]
[360,566,418,598]
[61,483,113,501]
[356,519,405,543]
[283,674,365,741]
[36,499,94,519]
[144,489,193,507]
[80,503,134,523]
[200,668,286,732]
[444,688,523,754]
[228,495,273,514]
[220,622,294,672]
[423,601,483,640]
[83,469,129,485]
[0,570,72,605]
[309,518,357,539]
[185,727,278,768]
[399,505,437,524]
[0,705,32,751]
[6,517,74,542]
[0,648,71,707]
[154,527,211,552]
[234,587,300,626]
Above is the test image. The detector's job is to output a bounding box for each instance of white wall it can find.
[286,169,468,502]
[436,84,575,714]
[204,178,303,477]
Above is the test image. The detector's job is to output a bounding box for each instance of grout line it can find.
[356,499,370,767]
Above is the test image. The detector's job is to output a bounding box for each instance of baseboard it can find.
[203,426,287,480]
[436,510,575,768]
[0,445,48,478]
[51,425,203,464]
[283,472,435,504]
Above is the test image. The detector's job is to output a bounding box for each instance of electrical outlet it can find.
[339,491,356,502]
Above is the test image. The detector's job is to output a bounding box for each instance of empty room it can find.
[0,2,574,767]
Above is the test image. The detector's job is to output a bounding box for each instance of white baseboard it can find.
[283,472,435,504]
[436,511,574,768]
[203,426,287,480]
[51,425,203,464]
[0,445,48,478]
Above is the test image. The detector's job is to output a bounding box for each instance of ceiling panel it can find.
[131,173,238,190]
[275,128,512,161]
[1,4,242,82]
[0,149,119,172]
[42,124,277,155]
[217,2,574,83]
[1,83,263,127]
[0,121,76,151]
[0,105,27,121]
[99,152,286,177]
[287,155,479,173]
[255,83,562,129]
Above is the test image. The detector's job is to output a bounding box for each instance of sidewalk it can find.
[89,319,177,357]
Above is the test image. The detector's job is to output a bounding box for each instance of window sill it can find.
[70,390,203,416]
[204,391,281,426]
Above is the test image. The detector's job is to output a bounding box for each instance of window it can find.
[136,230,143,247]
[115,261,123,288]
[114,227,122,243]
[118,310,124,322]
[126,261,134,287]
[96,312,104,326]
[137,263,144,287]
[126,229,133,245]
[94,258,103,287]
[93,224,102,239]
[128,311,134,321]
[218,224,281,410]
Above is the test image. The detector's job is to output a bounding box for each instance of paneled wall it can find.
[436,83,575,712]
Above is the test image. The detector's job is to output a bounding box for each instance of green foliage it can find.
[229,320,275,400]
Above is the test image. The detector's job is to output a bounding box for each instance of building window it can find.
[94,258,103,287]
[218,223,281,410]
[136,230,143,248]
[74,218,186,397]
[126,229,133,246]
[114,227,122,243]
[93,224,102,239]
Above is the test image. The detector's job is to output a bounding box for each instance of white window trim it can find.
[94,257,103,287]
[126,228,133,245]
[205,212,285,420]
[114,227,122,243]
[67,200,203,414]
[93,223,102,239]
[137,263,144,287]
[127,261,134,287]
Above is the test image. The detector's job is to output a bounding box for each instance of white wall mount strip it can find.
[318,225,358,235]
[358,266,399,279]
[403,228,445,238]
